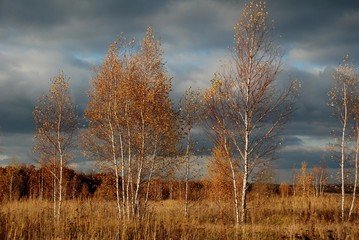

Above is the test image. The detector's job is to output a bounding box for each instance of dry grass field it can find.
[1,194,359,240]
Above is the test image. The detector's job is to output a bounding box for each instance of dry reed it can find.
[0,195,359,239]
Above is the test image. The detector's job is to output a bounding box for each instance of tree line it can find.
[0,164,208,202]
[0,161,337,203]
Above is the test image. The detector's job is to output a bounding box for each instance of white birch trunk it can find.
[184,131,191,218]
[144,142,157,215]
[134,159,143,219]
[109,121,121,219]
[134,109,146,219]
[53,166,57,222]
[241,135,249,224]
[319,172,324,196]
[241,43,252,224]
[224,140,240,226]
[126,124,133,220]
[341,83,347,221]
[125,109,132,220]
[57,113,63,223]
[58,153,63,222]
[349,125,359,219]
[119,133,126,220]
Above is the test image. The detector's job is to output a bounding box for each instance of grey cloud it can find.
[276,147,334,169]
[0,0,243,55]
[0,48,91,134]
[0,0,358,174]
[279,66,336,138]
[281,135,304,147]
[268,0,359,65]
[152,0,240,50]
[0,133,34,165]
[0,0,67,28]
[0,0,163,29]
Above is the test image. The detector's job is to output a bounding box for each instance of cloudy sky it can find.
[0,0,359,180]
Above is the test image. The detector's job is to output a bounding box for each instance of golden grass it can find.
[1,195,359,239]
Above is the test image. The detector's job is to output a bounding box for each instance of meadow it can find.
[1,193,359,240]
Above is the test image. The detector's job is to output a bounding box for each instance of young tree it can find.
[207,144,242,204]
[84,26,178,220]
[202,0,298,225]
[179,88,200,218]
[349,63,359,219]
[33,72,78,222]
[83,37,128,219]
[201,78,242,225]
[312,159,328,197]
[329,57,358,220]
[349,121,359,219]
[295,161,313,196]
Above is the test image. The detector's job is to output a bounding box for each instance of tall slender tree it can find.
[179,87,200,218]
[84,26,178,220]
[202,0,298,225]
[349,118,359,219]
[201,78,241,225]
[33,72,78,222]
[330,57,358,220]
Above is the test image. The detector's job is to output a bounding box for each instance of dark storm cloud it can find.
[268,0,359,65]
[0,0,244,54]
[0,0,66,28]
[281,66,335,138]
[0,98,34,134]
[281,135,303,147]
[0,0,166,55]
[0,0,358,171]
[0,0,163,29]
[276,146,335,169]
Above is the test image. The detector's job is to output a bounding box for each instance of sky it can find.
[0,0,359,181]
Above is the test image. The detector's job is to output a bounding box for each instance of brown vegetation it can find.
[0,164,359,239]
[1,190,359,239]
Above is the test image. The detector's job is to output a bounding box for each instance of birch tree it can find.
[312,164,328,197]
[84,26,178,220]
[179,88,200,218]
[33,72,78,222]
[83,38,129,219]
[329,57,358,221]
[201,78,241,225]
[349,118,359,219]
[202,0,298,225]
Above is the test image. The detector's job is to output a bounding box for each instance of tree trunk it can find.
[126,124,133,220]
[224,141,240,226]
[134,110,146,219]
[349,125,359,219]
[184,131,191,218]
[57,113,63,223]
[241,157,248,224]
[53,167,57,222]
[341,83,347,221]
[111,125,122,220]
[144,143,157,216]
[241,43,252,224]
[58,154,63,222]
[119,133,126,220]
